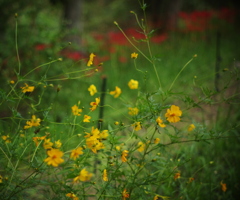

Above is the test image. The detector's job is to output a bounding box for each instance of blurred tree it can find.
[50,0,83,48]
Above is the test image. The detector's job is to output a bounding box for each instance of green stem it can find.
[168,55,196,91]
[15,15,21,75]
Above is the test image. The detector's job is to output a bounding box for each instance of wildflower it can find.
[21,83,35,93]
[165,105,182,123]
[128,107,139,116]
[137,142,145,152]
[189,177,194,183]
[131,52,138,59]
[90,97,100,111]
[128,79,138,89]
[114,121,119,125]
[71,105,82,116]
[174,172,181,180]
[99,130,109,140]
[88,84,97,96]
[121,150,129,162]
[2,135,11,143]
[70,147,84,160]
[156,117,166,127]
[83,115,91,122]
[10,80,15,84]
[116,146,121,151]
[154,138,160,144]
[44,148,64,167]
[132,122,142,131]
[122,189,130,200]
[24,115,41,129]
[66,192,79,200]
[54,140,62,148]
[73,168,93,182]
[43,138,53,150]
[102,169,108,182]
[87,53,96,66]
[32,136,46,146]
[85,127,107,153]
[220,181,227,192]
[188,124,195,132]
[109,86,122,98]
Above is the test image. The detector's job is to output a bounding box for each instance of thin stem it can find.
[15,14,21,75]
[168,55,196,91]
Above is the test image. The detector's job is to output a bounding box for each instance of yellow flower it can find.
[32,136,46,146]
[66,192,79,200]
[154,138,160,144]
[88,84,97,96]
[90,97,100,111]
[102,169,108,182]
[2,135,11,143]
[165,105,182,123]
[122,189,130,200]
[188,124,195,132]
[116,146,121,151]
[220,181,227,192]
[99,130,109,139]
[128,107,139,116]
[54,140,62,148]
[128,79,138,89]
[21,83,35,93]
[44,148,64,167]
[85,127,106,153]
[73,168,93,182]
[137,141,145,152]
[87,53,96,66]
[121,150,129,162]
[156,117,166,127]
[131,52,138,59]
[24,115,41,129]
[70,147,84,160]
[174,172,181,180]
[132,122,142,131]
[43,138,53,150]
[83,115,91,122]
[71,105,82,116]
[109,86,122,98]
[10,80,15,84]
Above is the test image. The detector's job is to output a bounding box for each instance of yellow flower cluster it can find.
[21,83,35,93]
[24,115,41,129]
[85,127,108,153]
